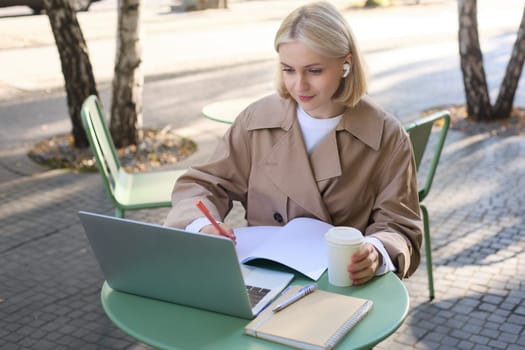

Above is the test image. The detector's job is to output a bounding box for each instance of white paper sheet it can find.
[234,217,333,280]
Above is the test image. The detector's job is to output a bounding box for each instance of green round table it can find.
[101,271,408,350]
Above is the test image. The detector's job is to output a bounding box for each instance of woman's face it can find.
[278,41,346,119]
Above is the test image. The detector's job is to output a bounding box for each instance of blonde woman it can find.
[166,1,422,285]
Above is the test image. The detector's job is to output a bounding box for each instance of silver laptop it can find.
[78,211,294,319]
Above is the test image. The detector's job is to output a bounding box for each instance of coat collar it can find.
[245,94,295,131]
[338,95,385,151]
[246,94,385,151]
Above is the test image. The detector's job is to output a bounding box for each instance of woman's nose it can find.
[296,74,308,91]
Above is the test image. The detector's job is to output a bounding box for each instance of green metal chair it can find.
[81,95,186,218]
[404,110,450,300]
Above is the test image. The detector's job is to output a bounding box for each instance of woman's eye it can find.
[282,67,294,73]
[309,69,322,74]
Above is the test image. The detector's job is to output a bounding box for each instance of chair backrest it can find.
[404,111,450,202]
[81,95,122,203]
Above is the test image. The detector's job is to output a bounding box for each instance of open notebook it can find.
[235,217,333,280]
[78,211,293,319]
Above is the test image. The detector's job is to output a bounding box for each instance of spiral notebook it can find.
[245,285,373,350]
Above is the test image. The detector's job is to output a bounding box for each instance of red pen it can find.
[195,200,236,241]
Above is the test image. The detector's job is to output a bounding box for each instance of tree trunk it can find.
[43,0,98,148]
[110,0,144,148]
[457,0,493,121]
[493,6,525,119]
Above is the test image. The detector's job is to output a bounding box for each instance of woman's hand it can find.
[347,243,381,285]
[200,223,236,242]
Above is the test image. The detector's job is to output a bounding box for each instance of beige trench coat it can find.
[165,94,422,278]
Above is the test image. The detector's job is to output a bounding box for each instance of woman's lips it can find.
[299,95,313,102]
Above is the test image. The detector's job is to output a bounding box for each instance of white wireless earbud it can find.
[342,63,351,78]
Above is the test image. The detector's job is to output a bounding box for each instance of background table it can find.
[201,97,255,124]
[101,271,408,350]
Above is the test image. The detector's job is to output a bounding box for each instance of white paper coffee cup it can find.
[325,227,364,287]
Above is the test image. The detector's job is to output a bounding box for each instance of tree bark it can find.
[43,0,98,148]
[493,6,525,119]
[457,0,492,121]
[110,0,144,148]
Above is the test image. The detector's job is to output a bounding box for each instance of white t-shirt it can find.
[297,106,342,154]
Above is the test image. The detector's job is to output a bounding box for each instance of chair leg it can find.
[115,207,125,218]
[420,204,434,300]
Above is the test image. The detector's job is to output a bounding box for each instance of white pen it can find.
[272,284,317,313]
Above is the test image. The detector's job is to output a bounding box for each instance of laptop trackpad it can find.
[241,264,294,315]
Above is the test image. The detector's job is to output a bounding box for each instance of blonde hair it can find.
[274,1,367,107]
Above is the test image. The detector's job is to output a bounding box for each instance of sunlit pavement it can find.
[1,1,525,349]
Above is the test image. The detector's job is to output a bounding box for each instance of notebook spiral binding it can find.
[325,300,374,349]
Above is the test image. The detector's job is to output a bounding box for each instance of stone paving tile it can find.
[1,128,525,349]
[0,170,154,350]
[376,130,525,349]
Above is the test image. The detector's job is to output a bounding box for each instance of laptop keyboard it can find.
[246,285,270,307]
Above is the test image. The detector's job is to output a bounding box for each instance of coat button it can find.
[273,212,283,223]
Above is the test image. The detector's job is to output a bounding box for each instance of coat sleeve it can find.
[164,114,252,229]
[365,130,423,278]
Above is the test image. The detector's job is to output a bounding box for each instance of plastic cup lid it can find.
[325,227,363,245]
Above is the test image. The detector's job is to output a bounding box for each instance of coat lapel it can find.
[309,129,342,181]
[308,96,385,183]
[259,113,332,222]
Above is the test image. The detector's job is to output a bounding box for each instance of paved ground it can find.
[1,0,525,349]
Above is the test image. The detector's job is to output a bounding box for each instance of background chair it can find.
[81,95,186,218]
[404,110,450,300]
